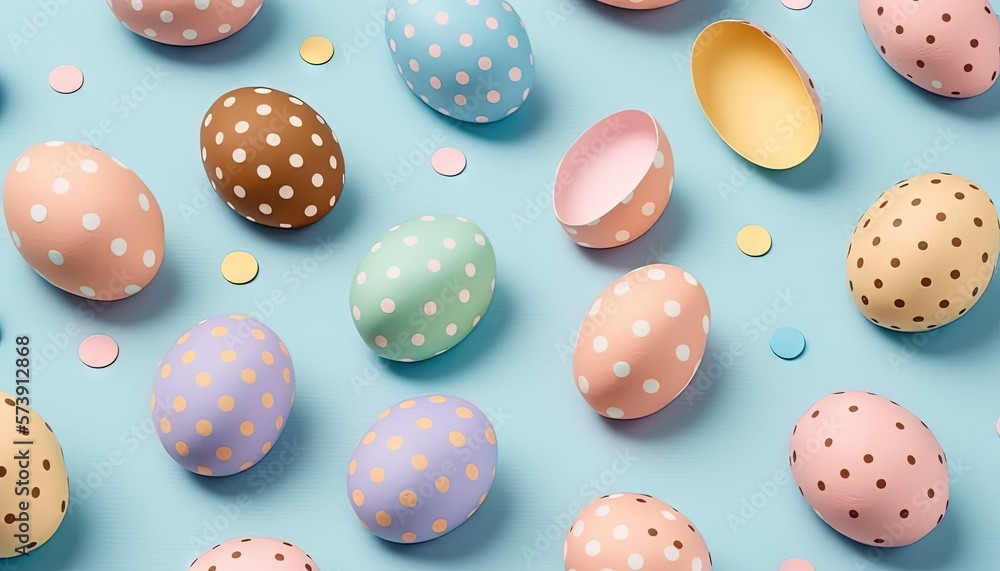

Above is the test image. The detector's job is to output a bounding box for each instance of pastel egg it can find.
[201,87,345,229]
[859,0,1000,98]
[3,142,165,301]
[790,392,949,547]
[350,214,496,362]
[574,265,710,420]
[595,0,682,9]
[346,395,497,543]
[554,110,674,249]
[190,536,319,570]
[847,173,999,331]
[151,315,295,477]
[692,20,822,169]
[565,493,713,571]
[108,0,264,46]
[384,0,535,123]
[0,395,69,557]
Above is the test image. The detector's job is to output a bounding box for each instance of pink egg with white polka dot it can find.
[566,493,713,571]
[595,0,682,9]
[3,142,165,301]
[108,0,264,46]
[573,264,710,420]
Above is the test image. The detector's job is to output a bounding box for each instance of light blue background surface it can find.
[0,0,999,569]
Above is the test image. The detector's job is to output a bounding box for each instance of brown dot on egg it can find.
[893,218,902,227]
[928,488,935,498]
[687,524,696,533]
[951,270,961,279]
[880,45,886,54]
[825,438,833,447]
[872,236,881,246]
[964,64,974,72]
[973,287,980,296]
[921,277,932,287]
[975,217,983,227]
[891,258,901,268]
[275,554,285,561]
[864,454,874,463]
[673,540,684,549]
[849,405,859,412]
[877,479,887,489]
[940,299,950,308]
[907,455,916,465]
[895,25,903,34]
[879,201,888,209]
[61,500,66,513]
[911,198,921,206]
[874,279,883,289]
[857,258,865,268]
[862,296,869,305]
[942,13,951,21]
[232,551,241,559]
[896,422,905,430]
[894,299,905,308]
[937,212,947,221]
[30,487,39,498]
[984,253,990,263]
[849,510,859,518]
[918,241,928,250]
[0,467,6,478]
[841,469,850,478]
[3,399,13,406]
[42,460,50,471]
[952,237,962,247]
[812,410,820,418]
[913,316,925,322]
[937,514,944,524]
[926,35,936,43]
[875,538,885,544]
[648,528,658,536]
[818,480,826,491]
[916,60,925,68]
[863,218,871,228]
[3,514,13,524]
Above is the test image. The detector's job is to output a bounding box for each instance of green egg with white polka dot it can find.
[350,214,497,362]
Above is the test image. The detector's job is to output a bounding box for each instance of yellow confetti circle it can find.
[221,251,259,285]
[736,225,773,257]
[299,36,334,65]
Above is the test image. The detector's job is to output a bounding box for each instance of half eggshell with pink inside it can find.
[554,110,674,249]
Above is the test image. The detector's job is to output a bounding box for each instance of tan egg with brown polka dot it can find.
[0,393,70,558]
[190,536,319,570]
[847,173,999,331]
[200,87,345,229]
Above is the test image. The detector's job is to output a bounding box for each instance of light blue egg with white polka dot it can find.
[385,0,535,124]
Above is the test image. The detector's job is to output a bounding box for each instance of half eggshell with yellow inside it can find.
[692,20,823,170]
[553,110,674,249]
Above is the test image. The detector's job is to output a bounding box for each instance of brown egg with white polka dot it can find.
[847,173,999,331]
[200,87,345,229]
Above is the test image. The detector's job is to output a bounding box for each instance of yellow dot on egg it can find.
[376,511,392,527]
[195,372,212,387]
[432,519,448,533]
[435,476,450,493]
[196,420,213,436]
[240,461,253,471]
[240,421,255,436]
[387,436,403,450]
[416,418,433,429]
[160,364,171,378]
[449,431,466,447]
[399,490,417,507]
[175,441,189,457]
[261,351,275,365]
[411,454,428,470]
[276,415,284,430]
[352,489,365,506]
[182,350,196,364]
[736,224,773,257]
[455,407,473,419]
[282,368,291,384]
[485,428,496,445]
[428,395,447,404]
[242,368,256,384]
[399,400,416,409]
[221,251,259,285]
[378,408,391,420]
[230,314,248,320]
[261,392,275,408]
[348,460,357,475]
[176,332,190,345]
[262,441,272,454]
[216,446,232,461]
[479,492,488,506]
[221,350,237,363]
[149,393,157,411]
[279,341,289,356]
[370,467,385,483]
[363,431,377,445]
[160,418,171,433]
[299,35,335,65]
[218,395,235,412]
[172,396,187,412]
[197,466,213,476]
[211,326,229,337]
[251,329,265,340]
[401,532,417,543]
[466,464,479,481]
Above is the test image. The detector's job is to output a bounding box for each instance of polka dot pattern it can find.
[152,315,295,477]
[860,0,1000,98]
[200,87,345,229]
[107,0,264,46]
[189,536,319,571]
[595,0,682,8]
[565,493,713,571]
[384,0,535,123]
[346,395,497,543]
[574,265,710,419]
[790,392,949,547]
[847,173,999,331]
[2,142,165,301]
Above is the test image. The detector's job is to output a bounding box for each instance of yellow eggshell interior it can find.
[692,21,820,170]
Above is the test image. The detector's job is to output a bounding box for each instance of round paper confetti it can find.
[779,558,816,571]
[221,251,259,285]
[781,0,812,9]
[78,334,119,369]
[48,65,84,94]
[737,224,772,257]
[995,417,1000,438]
[770,327,806,360]
[299,36,335,65]
[431,147,467,177]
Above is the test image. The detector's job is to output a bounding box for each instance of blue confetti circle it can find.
[770,327,806,360]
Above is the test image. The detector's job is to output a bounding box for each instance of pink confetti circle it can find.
[995,417,1000,438]
[431,147,467,177]
[779,558,816,571]
[781,0,812,9]
[48,65,84,94]
[78,334,119,369]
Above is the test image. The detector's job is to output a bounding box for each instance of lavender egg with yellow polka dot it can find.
[385,0,535,123]
[151,315,295,477]
[347,395,498,543]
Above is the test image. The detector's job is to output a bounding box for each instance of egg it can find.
[0,395,69,557]
[790,392,949,547]
[859,0,1000,98]
[847,173,999,331]
[595,0,682,8]
[692,20,822,169]
[3,141,165,301]
[384,0,535,123]
[108,0,264,46]
[347,395,497,543]
[151,315,295,477]
[200,87,345,229]
[350,214,496,362]
[573,264,710,420]
[565,493,713,571]
[190,536,319,570]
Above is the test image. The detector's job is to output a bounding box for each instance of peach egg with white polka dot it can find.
[3,142,165,301]
[108,0,264,46]
[565,493,713,571]
[190,536,319,570]
[573,264,710,420]
[595,0,682,9]
[554,110,674,249]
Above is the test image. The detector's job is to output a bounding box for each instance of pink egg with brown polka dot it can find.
[790,391,949,547]
[108,0,264,46]
[3,142,165,301]
[860,0,1000,98]
[190,536,319,570]
[573,264,710,420]
[566,493,713,571]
